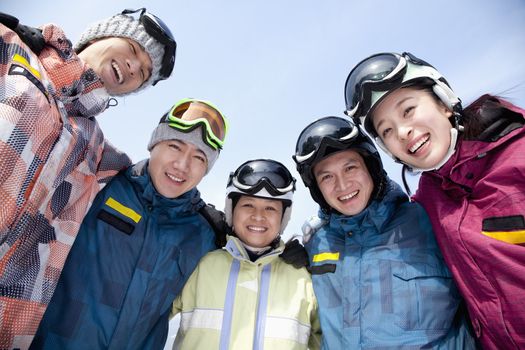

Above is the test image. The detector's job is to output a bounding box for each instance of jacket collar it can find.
[39,24,109,118]
[435,97,525,178]
[224,236,284,265]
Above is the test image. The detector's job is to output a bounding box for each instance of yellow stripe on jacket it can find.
[481,230,525,244]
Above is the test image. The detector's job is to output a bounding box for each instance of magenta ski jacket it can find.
[414,96,525,349]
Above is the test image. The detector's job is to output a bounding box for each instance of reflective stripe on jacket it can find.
[31,160,216,349]
[306,180,475,350]
[0,23,130,348]
[414,97,525,349]
[172,236,321,350]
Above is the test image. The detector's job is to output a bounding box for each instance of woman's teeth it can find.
[409,135,429,153]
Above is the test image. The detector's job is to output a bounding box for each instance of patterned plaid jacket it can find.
[0,22,131,349]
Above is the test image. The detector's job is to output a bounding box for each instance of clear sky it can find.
[4,0,525,347]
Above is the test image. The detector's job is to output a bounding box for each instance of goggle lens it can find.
[230,159,296,196]
[141,12,176,80]
[295,117,359,163]
[171,101,226,140]
[165,100,227,150]
[237,160,292,188]
[344,53,404,113]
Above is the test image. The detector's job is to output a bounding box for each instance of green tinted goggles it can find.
[164,98,228,150]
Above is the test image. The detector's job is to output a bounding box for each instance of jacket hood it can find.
[126,159,205,215]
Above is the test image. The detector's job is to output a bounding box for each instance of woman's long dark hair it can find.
[461,94,524,141]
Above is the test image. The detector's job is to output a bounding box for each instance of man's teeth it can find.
[167,173,184,182]
[410,135,429,153]
[248,226,266,232]
[112,62,123,84]
[339,190,358,201]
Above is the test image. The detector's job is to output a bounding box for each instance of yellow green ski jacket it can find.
[171,236,321,350]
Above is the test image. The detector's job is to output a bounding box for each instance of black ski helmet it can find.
[293,116,387,211]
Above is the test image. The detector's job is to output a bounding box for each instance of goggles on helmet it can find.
[121,8,177,85]
[344,52,430,116]
[228,159,296,197]
[344,52,459,136]
[162,98,228,151]
[293,116,360,165]
[344,52,438,118]
[293,116,387,208]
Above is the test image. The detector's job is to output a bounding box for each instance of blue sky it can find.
[5,0,525,346]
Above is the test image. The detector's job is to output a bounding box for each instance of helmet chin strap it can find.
[375,127,460,173]
[407,127,460,173]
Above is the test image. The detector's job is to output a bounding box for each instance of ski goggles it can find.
[162,98,228,150]
[122,8,177,85]
[293,116,360,164]
[344,52,433,118]
[228,159,296,197]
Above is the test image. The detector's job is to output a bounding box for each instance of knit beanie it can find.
[147,123,219,174]
[74,12,165,95]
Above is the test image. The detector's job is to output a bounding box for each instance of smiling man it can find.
[0,9,176,348]
[293,116,475,349]
[30,99,228,349]
[73,8,176,96]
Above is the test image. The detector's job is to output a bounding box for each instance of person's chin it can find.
[338,206,359,217]
[419,152,445,170]
[104,84,121,96]
[160,187,184,199]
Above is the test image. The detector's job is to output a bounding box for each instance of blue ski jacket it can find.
[305,179,475,349]
[31,160,216,349]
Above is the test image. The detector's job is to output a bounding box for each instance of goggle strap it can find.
[345,103,359,118]
[166,121,222,150]
[168,101,227,140]
[340,126,359,140]
[295,123,360,164]
[121,8,146,16]
[227,186,294,203]
[167,117,224,143]
[381,54,406,81]
[232,177,294,196]
[294,150,316,164]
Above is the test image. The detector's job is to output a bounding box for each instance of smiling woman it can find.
[345,50,525,348]
[170,158,321,350]
[372,87,453,170]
